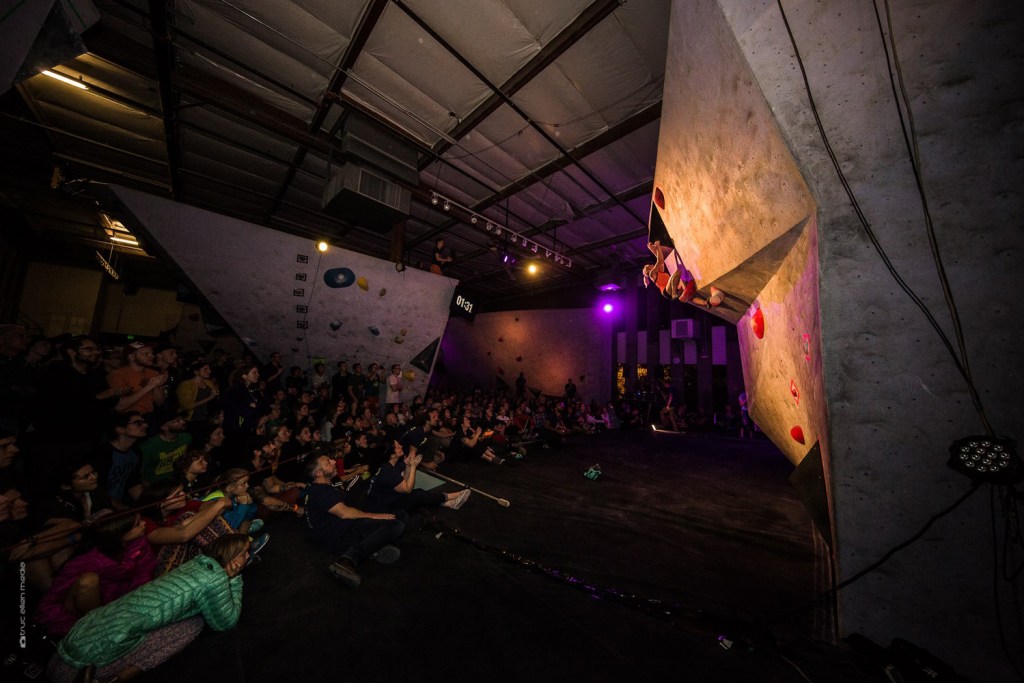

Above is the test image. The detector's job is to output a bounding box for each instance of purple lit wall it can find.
[434,308,613,402]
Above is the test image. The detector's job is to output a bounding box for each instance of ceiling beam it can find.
[406,100,661,249]
[393,0,648,231]
[265,0,389,223]
[427,0,622,163]
[148,0,182,198]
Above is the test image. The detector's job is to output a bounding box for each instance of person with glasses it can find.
[91,412,148,509]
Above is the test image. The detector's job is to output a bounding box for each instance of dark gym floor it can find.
[151,429,878,683]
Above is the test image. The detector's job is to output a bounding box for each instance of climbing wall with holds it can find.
[108,185,454,393]
[656,1,1024,680]
[437,308,613,402]
[735,216,826,467]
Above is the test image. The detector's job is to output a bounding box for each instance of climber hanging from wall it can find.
[643,191,724,309]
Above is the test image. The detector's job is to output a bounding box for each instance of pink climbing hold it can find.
[790,379,800,405]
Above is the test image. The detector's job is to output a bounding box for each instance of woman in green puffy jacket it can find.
[48,533,251,683]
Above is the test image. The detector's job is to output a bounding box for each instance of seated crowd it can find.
[0,330,620,681]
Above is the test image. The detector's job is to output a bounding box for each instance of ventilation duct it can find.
[322,113,417,231]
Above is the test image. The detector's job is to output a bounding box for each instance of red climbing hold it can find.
[751,307,765,339]
[790,425,805,444]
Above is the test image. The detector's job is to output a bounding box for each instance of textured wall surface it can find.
[656,0,1023,679]
[110,186,455,400]
[436,308,613,403]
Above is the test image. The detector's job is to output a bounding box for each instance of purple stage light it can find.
[602,303,614,313]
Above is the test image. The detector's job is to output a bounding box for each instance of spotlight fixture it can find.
[470,215,478,224]
[531,243,538,253]
[443,200,451,211]
[431,194,439,206]
[486,222,493,231]
[510,236,517,245]
[494,227,501,236]
[545,250,552,258]
[948,436,1022,484]
[527,263,538,275]
[317,241,328,252]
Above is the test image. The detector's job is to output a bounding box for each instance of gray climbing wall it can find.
[656,1,1024,680]
[110,185,454,398]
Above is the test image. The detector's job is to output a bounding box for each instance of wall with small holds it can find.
[435,308,613,403]
[108,185,454,400]
[658,1,1024,680]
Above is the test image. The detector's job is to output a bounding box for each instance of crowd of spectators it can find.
[0,321,754,681]
[0,326,620,681]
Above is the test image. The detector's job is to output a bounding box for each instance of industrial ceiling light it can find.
[531,243,538,253]
[431,194,439,206]
[486,222,493,231]
[443,200,451,211]
[42,69,88,90]
[948,436,1022,484]
[545,249,552,258]
[527,263,538,275]
[494,226,501,236]
[470,215,478,224]
[317,241,329,252]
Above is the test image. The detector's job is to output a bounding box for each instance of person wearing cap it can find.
[107,342,167,416]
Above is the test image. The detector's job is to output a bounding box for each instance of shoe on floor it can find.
[328,558,362,588]
[248,518,264,535]
[452,489,471,509]
[370,544,401,565]
[249,532,270,556]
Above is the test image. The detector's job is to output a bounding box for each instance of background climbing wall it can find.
[435,309,613,403]
[109,185,454,398]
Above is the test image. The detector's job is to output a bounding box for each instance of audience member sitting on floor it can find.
[139,412,192,486]
[201,469,260,535]
[174,450,212,499]
[450,415,504,464]
[92,412,147,510]
[35,512,157,638]
[47,533,251,683]
[304,454,404,589]
[136,481,234,577]
[364,442,470,514]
